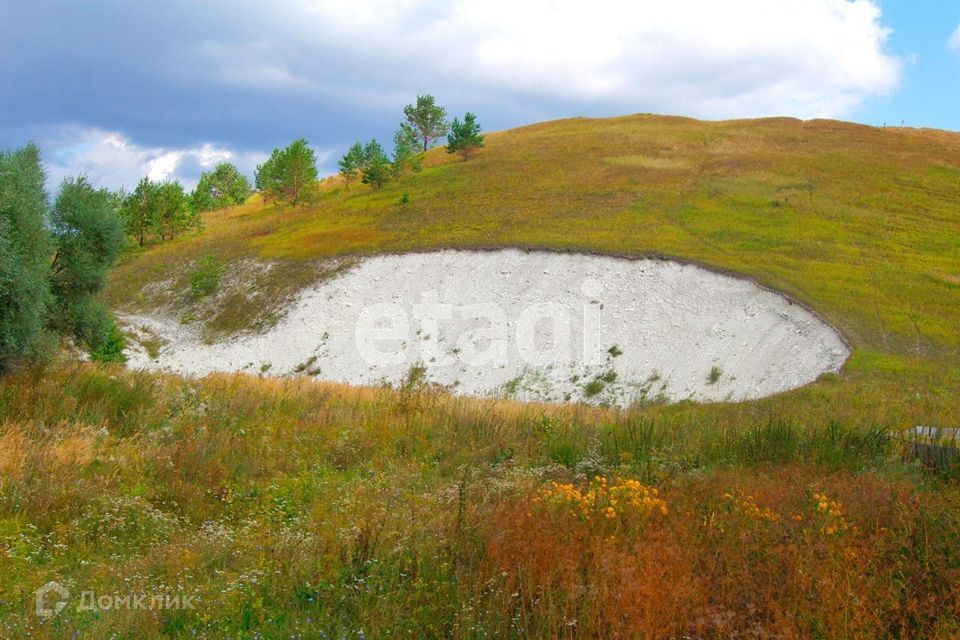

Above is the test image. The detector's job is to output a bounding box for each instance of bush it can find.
[584,379,605,397]
[89,322,127,364]
[190,256,225,299]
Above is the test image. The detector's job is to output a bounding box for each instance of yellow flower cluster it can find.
[813,492,848,535]
[535,475,668,522]
[722,490,780,522]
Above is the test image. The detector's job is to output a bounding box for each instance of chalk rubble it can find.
[122,249,850,407]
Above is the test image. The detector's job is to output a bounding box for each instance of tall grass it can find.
[1,365,958,638]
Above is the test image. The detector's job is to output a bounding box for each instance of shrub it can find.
[190,256,225,299]
[89,322,127,364]
[584,379,605,397]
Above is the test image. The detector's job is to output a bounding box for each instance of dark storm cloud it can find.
[1,1,382,150]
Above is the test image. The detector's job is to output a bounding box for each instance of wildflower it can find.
[723,489,780,522]
[811,491,848,535]
[534,475,667,524]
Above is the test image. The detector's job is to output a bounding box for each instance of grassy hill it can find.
[3,114,960,638]
[107,114,960,358]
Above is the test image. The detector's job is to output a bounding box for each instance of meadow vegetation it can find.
[0,364,958,638]
[2,113,960,636]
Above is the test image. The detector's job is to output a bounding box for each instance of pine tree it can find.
[121,178,195,245]
[256,139,318,205]
[392,127,423,178]
[360,139,391,189]
[156,181,194,241]
[254,149,281,198]
[403,95,449,152]
[446,112,485,160]
[338,142,365,188]
[123,177,161,247]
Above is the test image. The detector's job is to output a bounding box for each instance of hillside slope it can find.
[4,114,960,638]
[107,114,960,361]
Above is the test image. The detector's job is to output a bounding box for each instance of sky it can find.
[1,0,959,192]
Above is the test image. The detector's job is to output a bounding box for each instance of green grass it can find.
[708,365,722,384]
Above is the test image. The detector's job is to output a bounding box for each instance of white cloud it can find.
[948,24,960,51]
[41,127,269,192]
[205,0,902,120]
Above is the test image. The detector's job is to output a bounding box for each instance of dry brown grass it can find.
[479,466,960,638]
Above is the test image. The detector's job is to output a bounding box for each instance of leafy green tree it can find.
[255,139,318,205]
[360,139,391,189]
[392,127,423,178]
[121,178,196,245]
[0,145,128,370]
[446,112,485,160]
[0,144,54,369]
[191,163,251,212]
[110,186,127,213]
[122,177,161,247]
[48,177,126,350]
[403,95,449,152]
[156,181,196,241]
[338,142,365,189]
[254,150,279,196]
